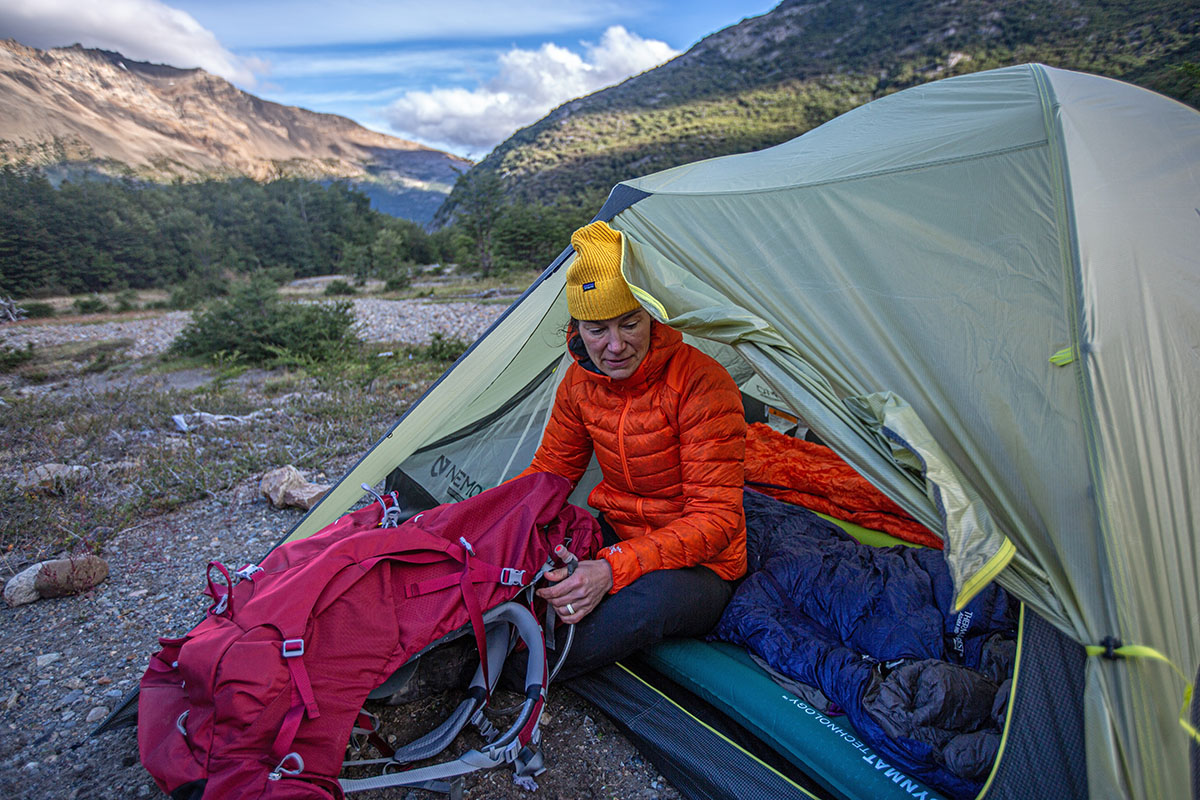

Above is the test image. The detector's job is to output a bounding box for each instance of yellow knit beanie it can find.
[566,220,641,321]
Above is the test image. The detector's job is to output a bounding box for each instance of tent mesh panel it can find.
[983,608,1088,798]
[1192,659,1199,799]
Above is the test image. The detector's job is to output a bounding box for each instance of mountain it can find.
[450,0,1200,214]
[0,40,471,223]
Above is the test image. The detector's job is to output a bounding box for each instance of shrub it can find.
[168,273,231,309]
[384,267,413,292]
[0,342,34,372]
[324,279,357,296]
[73,295,108,315]
[262,265,296,286]
[21,302,56,319]
[421,333,469,362]
[170,280,360,364]
[113,288,140,312]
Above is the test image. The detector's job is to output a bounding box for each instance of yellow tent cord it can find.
[1084,642,1199,744]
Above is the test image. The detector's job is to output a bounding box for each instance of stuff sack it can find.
[137,472,600,799]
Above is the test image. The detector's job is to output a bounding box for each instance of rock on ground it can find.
[5,555,110,607]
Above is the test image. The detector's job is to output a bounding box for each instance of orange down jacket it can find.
[517,321,747,592]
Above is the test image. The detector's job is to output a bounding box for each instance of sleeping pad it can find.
[711,489,1016,799]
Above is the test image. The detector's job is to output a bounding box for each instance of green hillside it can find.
[442,0,1200,216]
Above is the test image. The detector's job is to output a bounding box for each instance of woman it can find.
[516,219,747,680]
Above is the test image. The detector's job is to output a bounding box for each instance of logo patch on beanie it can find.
[582,281,596,291]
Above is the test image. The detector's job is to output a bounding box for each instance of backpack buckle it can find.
[500,568,526,586]
[235,564,263,582]
[281,638,305,658]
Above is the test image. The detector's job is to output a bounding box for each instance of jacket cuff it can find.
[598,546,639,594]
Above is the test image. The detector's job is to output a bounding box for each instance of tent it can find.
[280,64,1199,798]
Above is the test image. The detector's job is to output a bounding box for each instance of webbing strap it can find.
[1085,640,1199,744]
[404,561,506,598]
[285,645,320,719]
[271,686,306,762]
[459,547,491,698]
[340,749,502,793]
[270,642,321,761]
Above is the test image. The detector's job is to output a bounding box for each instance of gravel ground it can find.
[0,306,681,800]
[0,298,507,358]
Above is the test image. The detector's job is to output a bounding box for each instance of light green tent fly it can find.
[283,64,1199,799]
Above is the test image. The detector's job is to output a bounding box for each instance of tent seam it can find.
[1031,63,1151,797]
[621,140,1049,199]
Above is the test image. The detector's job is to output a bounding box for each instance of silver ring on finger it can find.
[565,603,576,615]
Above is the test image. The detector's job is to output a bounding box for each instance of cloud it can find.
[0,0,261,85]
[169,0,634,49]
[263,47,489,81]
[382,26,677,156]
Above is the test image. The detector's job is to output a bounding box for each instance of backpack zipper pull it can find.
[268,752,304,781]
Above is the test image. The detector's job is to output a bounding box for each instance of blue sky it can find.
[0,0,779,158]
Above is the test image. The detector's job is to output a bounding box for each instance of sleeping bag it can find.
[711,489,1016,799]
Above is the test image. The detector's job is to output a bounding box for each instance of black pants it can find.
[548,518,734,682]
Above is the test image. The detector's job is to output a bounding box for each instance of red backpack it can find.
[138,472,600,799]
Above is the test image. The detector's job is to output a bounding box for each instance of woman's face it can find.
[577,309,652,380]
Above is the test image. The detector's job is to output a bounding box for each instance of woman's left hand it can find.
[536,558,613,624]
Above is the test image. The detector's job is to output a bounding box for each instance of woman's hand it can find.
[536,558,613,624]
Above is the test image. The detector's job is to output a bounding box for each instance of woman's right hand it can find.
[536,559,613,624]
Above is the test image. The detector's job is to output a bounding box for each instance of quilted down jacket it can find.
[518,321,746,592]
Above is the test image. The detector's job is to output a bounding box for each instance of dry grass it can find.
[3,338,133,383]
[0,351,448,563]
[388,266,542,302]
[1,270,511,563]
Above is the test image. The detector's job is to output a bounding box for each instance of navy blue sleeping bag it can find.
[712,489,1016,799]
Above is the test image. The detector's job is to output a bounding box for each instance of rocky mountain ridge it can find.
[0,40,470,222]
[453,0,1200,213]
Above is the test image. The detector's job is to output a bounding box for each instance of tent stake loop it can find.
[1099,635,1123,660]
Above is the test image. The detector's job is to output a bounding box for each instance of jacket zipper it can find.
[617,395,634,490]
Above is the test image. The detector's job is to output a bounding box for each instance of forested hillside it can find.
[0,166,590,297]
[0,168,439,299]
[443,0,1200,215]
